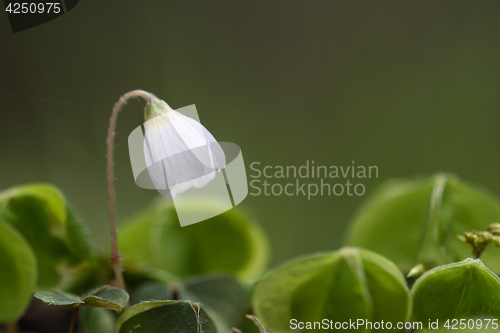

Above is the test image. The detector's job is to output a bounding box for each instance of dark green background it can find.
[1,1,500,266]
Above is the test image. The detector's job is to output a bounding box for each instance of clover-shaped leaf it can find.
[252,247,410,333]
[130,282,171,305]
[79,307,117,333]
[34,290,83,306]
[118,198,268,280]
[348,174,500,273]
[35,285,129,312]
[0,220,37,324]
[0,183,93,289]
[119,199,269,281]
[116,300,217,333]
[412,258,500,331]
[82,286,129,312]
[130,274,249,332]
[180,275,249,331]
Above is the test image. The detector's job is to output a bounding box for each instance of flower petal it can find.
[143,110,225,198]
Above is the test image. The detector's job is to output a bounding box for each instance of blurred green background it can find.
[1,1,500,266]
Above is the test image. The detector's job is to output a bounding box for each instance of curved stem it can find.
[107,90,158,291]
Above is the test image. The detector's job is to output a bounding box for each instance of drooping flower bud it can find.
[142,100,226,198]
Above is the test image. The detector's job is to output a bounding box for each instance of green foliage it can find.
[119,199,268,281]
[0,220,37,324]
[79,307,116,333]
[130,282,171,305]
[180,275,249,331]
[34,285,129,312]
[34,290,83,306]
[348,174,500,272]
[130,274,249,332]
[237,316,264,333]
[252,247,409,333]
[61,256,114,295]
[115,300,217,333]
[412,258,500,331]
[4,174,500,331]
[83,287,129,312]
[0,184,93,289]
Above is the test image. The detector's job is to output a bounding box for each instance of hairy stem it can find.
[67,306,80,333]
[107,90,158,291]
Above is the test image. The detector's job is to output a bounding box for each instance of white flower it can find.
[143,100,225,198]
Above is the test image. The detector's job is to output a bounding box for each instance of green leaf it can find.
[79,307,116,333]
[237,315,264,333]
[118,207,157,269]
[252,247,410,333]
[116,300,217,333]
[0,220,37,323]
[130,275,250,332]
[65,204,93,262]
[60,256,114,296]
[35,286,129,312]
[34,290,83,306]
[0,183,93,289]
[181,275,249,331]
[119,199,268,281]
[412,258,500,331]
[130,282,171,305]
[82,287,129,312]
[348,174,500,272]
